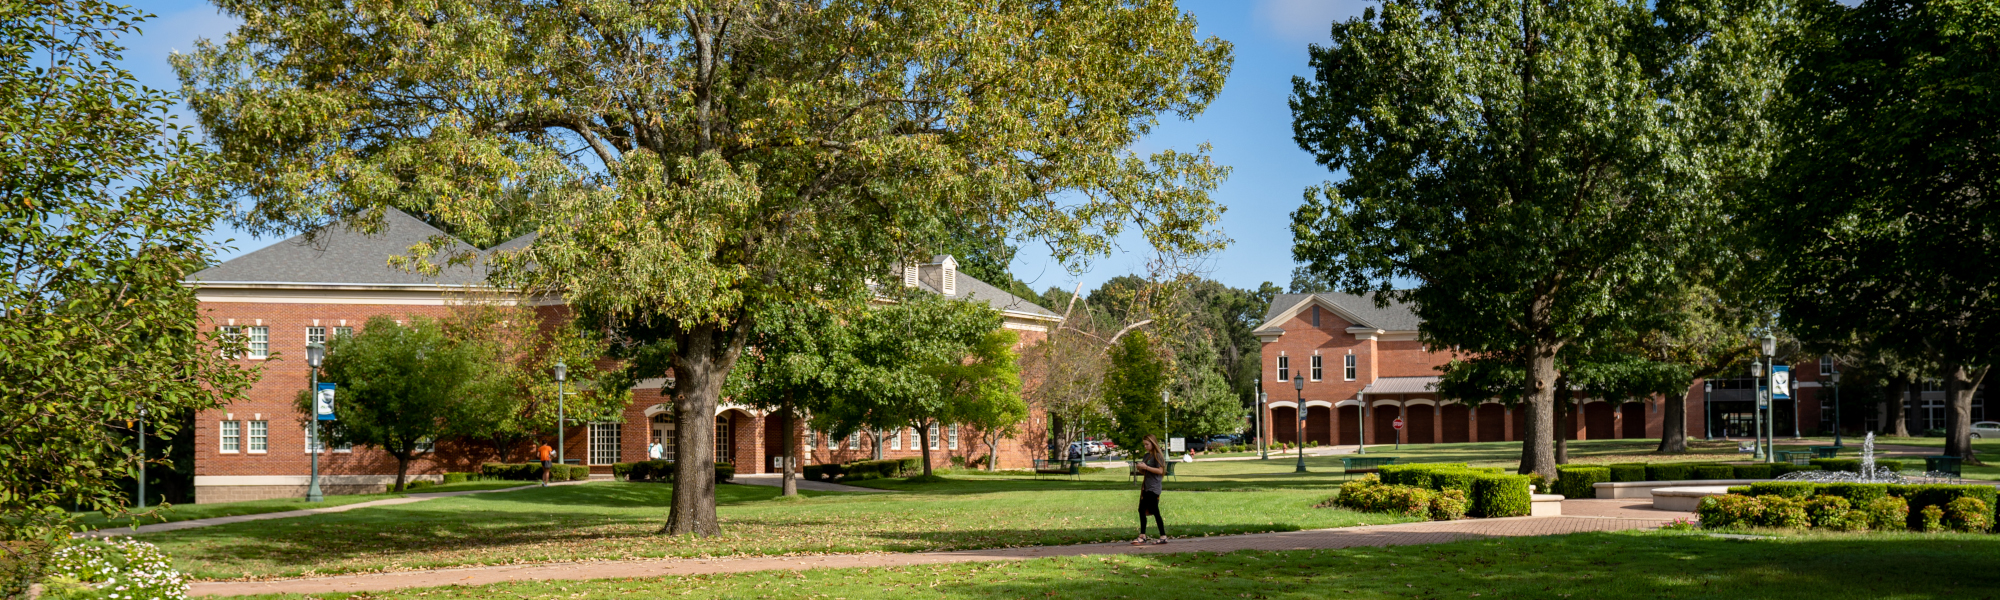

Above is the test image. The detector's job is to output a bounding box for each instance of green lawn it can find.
[225,529,2000,600]
[145,478,1410,581]
[75,480,533,531]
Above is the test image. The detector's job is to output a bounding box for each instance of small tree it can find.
[305,316,491,491]
[1104,330,1169,454]
[935,330,1028,471]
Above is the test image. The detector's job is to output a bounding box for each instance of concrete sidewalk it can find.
[82,481,590,538]
[730,474,894,493]
[190,500,1687,597]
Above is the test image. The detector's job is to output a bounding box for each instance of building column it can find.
[1432,402,1444,445]
[1503,406,1515,442]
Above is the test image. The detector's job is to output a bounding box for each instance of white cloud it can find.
[1255,0,1376,44]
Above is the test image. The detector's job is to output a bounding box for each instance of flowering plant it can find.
[38,538,187,600]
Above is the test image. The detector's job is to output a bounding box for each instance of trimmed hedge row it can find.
[1810,458,1906,473]
[1740,482,1997,530]
[804,457,923,482]
[1374,463,1531,517]
[1554,465,1610,499]
[1702,492,1992,533]
[482,462,588,481]
[611,460,736,483]
[1576,461,1822,485]
[1326,477,1468,521]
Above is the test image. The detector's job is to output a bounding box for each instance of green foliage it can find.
[0,2,254,579]
[1804,496,1852,529]
[1608,464,1649,482]
[1942,498,1991,533]
[1810,458,1904,473]
[1732,464,1774,479]
[1698,494,1764,529]
[480,463,587,482]
[1757,496,1811,529]
[1645,464,1699,482]
[1470,475,1533,518]
[1288,0,1788,480]
[1103,331,1169,454]
[1328,477,1463,521]
[1748,482,1821,499]
[1694,465,1736,480]
[305,316,494,491]
[39,538,187,600]
[1429,489,1470,521]
[1890,484,1998,531]
[611,461,731,484]
[1379,463,1467,488]
[836,458,923,482]
[1553,466,1610,500]
[1820,483,1891,506]
[1919,505,1946,533]
[1863,497,1909,532]
[442,473,472,485]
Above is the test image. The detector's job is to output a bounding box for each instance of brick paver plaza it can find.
[190,499,1687,597]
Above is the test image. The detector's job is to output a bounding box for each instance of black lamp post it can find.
[554,361,567,466]
[1761,333,1777,461]
[1751,358,1765,461]
[1293,373,1307,473]
[306,343,326,502]
[1832,368,1843,448]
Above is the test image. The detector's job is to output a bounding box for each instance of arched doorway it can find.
[1306,405,1333,445]
[1407,404,1436,444]
[1372,404,1401,446]
[1584,402,1615,440]
[1338,405,1361,445]
[1475,403,1506,442]
[1441,403,1470,443]
[1272,406,1298,444]
[1622,402,1648,439]
[715,414,735,465]
[649,413,677,461]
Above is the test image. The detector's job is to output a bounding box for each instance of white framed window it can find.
[1276,356,1290,382]
[847,431,861,449]
[220,421,240,453]
[305,427,351,453]
[1820,356,1834,376]
[804,430,817,449]
[947,425,959,450]
[217,326,243,358]
[414,436,435,453]
[928,423,940,450]
[890,428,902,450]
[306,326,326,345]
[248,420,268,453]
[244,326,269,359]
[589,422,621,465]
[333,326,353,339]
[1344,354,1357,381]
[1310,355,1323,381]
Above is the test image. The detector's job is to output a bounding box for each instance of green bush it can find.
[1747,482,1819,499]
[1943,497,1991,533]
[803,464,826,481]
[1863,496,1910,531]
[1430,489,1469,521]
[1804,496,1852,528]
[1757,496,1810,529]
[837,457,922,481]
[1890,484,1998,530]
[1378,463,1467,487]
[1919,505,1946,532]
[1811,458,1904,473]
[1771,463,1823,477]
[1693,465,1734,480]
[1697,494,1763,529]
[402,480,433,490]
[1471,474,1532,518]
[1645,463,1698,481]
[1726,486,1751,495]
[1730,464,1772,479]
[1608,463,1648,482]
[442,472,472,484]
[1553,466,1609,499]
[609,461,731,483]
[1428,469,1483,497]
[1819,483,1891,505]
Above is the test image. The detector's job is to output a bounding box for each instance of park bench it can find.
[1127,459,1179,483]
[1034,459,1080,479]
[1923,456,1963,478]
[1340,456,1397,478]
[1810,446,1842,459]
[1777,450,1813,465]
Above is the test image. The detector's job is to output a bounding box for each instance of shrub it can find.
[40,538,188,600]
[1730,464,1773,479]
[1726,486,1751,495]
[1646,463,1698,481]
[1747,482,1819,499]
[1943,497,1993,533]
[611,461,731,483]
[803,464,826,481]
[1863,496,1910,531]
[1697,494,1763,529]
[1804,496,1852,528]
[1829,509,1872,532]
[1471,474,1533,518]
[1921,428,1946,438]
[559,464,589,481]
[1919,505,1946,532]
[1430,489,1469,521]
[1428,469,1484,497]
[403,480,434,490]
[1756,496,1810,529]
[442,472,472,484]
[1608,463,1648,482]
[1693,465,1734,480]
[1379,463,1467,487]
[1890,484,1998,531]
[1819,483,1891,506]
[1553,466,1609,499]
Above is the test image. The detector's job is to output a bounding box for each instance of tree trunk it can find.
[1943,365,1988,464]
[987,436,999,471]
[1886,375,1911,436]
[917,421,934,477]
[664,321,747,537]
[393,453,411,492]
[1519,343,1560,482]
[780,401,797,497]
[1658,390,1688,453]
[1905,378,1923,435]
[871,429,885,460]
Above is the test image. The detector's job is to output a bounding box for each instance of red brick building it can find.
[1250,293,1917,448]
[187,209,1059,502]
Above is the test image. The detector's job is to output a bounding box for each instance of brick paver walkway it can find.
[190,502,1685,597]
[81,481,589,538]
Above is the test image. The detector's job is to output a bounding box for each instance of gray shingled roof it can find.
[912,261,1060,318]
[189,208,495,286]
[1258,292,1422,332]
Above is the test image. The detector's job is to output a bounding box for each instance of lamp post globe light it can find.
[1761,333,1777,462]
[306,343,326,502]
[1751,359,1765,462]
[1292,373,1307,473]
[554,362,567,467]
[1832,369,1843,448]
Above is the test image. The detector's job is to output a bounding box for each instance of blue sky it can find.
[126,0,1375,294]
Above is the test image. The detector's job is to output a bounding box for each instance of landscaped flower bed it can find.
[1697,482,1996,532]
[1324,463,1533,518]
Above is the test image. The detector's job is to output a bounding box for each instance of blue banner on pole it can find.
[1771,365,1792,400]
[315,382,337,421]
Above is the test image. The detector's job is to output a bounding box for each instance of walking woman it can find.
[1132,434,1168,545]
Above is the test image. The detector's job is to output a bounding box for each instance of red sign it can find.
[1392,417,1405,430]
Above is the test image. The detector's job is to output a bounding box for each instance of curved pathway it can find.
[81,481,590,538]
[190,499,1687,597]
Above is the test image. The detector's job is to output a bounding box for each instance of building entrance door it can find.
[650,413,676,461]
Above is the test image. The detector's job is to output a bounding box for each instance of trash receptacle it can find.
[1923,455,1962,477]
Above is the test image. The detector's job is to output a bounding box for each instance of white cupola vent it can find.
[940,256,958,296]
[903,264,919,288]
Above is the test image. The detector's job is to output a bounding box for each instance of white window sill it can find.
[220,450,239,454]
[248,450,266,454]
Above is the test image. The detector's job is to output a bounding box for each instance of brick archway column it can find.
[1432,401,1444,445]
[1503,406,1515,441]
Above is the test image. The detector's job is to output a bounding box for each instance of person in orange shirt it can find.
[536,441,555,486]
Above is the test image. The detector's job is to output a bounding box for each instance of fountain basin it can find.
[1651,486,1734,511]
[1594,479,1769,500]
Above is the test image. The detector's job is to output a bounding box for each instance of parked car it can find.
[1184,437,1209,452]
[1973,421,2000,440]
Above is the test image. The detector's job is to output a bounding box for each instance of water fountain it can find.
[1773,432,1958,484]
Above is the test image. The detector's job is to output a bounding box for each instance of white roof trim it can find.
[1266,400,1298,410]
[1252,295,1380,336]
[1304,400,1334,409]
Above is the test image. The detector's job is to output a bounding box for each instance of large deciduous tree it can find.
[932,330,1028,472]
[1288,0,1785,480]
[178,1,1231,535]
[0,2,252,589]
[1765,0,1999,463]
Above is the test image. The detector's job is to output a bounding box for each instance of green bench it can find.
[1810,446,1842,459]
[1777,450,1814,465]
[1033,459,1080,479]
[1340,456,1398,478]
[1923,456,1963,477]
